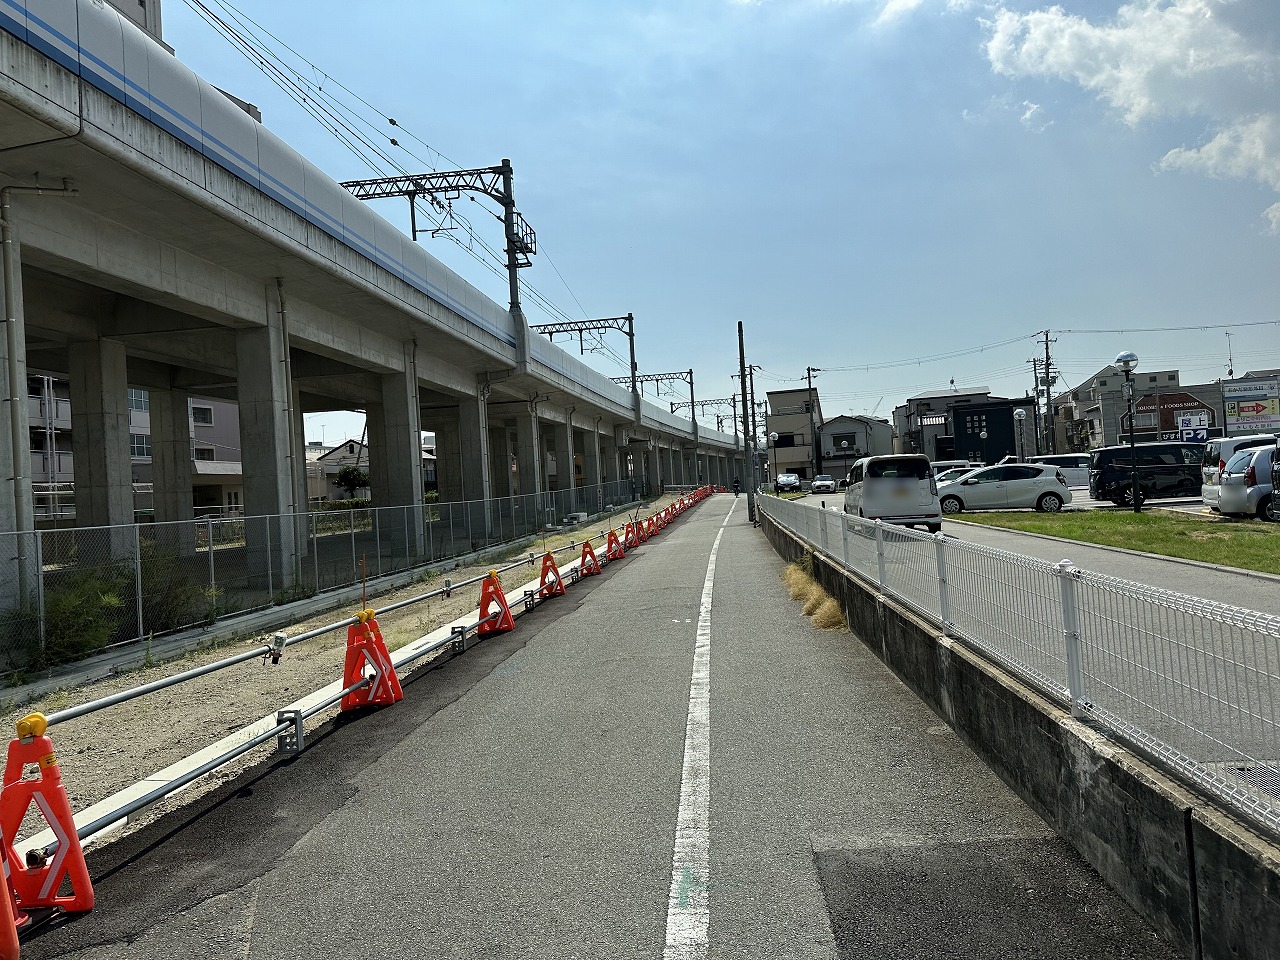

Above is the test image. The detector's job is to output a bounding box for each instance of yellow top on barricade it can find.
[16,712,47,740]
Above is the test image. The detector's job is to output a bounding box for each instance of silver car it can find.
[1217,446,1275,520]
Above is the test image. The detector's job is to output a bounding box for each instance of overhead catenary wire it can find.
[180,0,617,370]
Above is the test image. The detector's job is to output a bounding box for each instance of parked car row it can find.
[789,434,1280,522]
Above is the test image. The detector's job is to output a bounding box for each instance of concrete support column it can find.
[457,386,492,543]
[458,389,492,504]
[552,413,575,507]
[236,289,299,588]
[515,403,541,498]
[490,425,513,498]
[580,422,602,508]
[434,413,463,503]
[70,339,132,556]
[149,385,196,557]
[378,348,426,557]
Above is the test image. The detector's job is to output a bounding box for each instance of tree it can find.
[333,464,370,499]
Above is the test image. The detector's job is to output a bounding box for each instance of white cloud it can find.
[875,0,928,26]
[983,1,1280,225]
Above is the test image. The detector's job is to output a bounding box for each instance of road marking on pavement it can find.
[663,498,736,959]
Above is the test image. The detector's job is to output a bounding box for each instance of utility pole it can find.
[1042,329,1056,454]
[1029,357,1044,455]
[738,323,757,522]
[806,366,823,476]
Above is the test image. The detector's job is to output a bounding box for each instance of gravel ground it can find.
[2,496,681,850]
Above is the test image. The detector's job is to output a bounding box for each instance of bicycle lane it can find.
[703,507,1179,959]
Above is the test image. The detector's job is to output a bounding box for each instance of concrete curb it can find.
[760,512,1280,960]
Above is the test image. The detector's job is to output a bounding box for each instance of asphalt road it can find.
[23,496,1177,959]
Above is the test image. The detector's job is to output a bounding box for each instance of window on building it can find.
[128,388,149,411]
[774,434,797,448]
[191,405,214,426]
[1133,413,1157,428]
[194,447,215,461]
[1098,379,1108,387]
[130,433,152,458]
[1167,374,1176,381]
[831,432,858,449]
[347,442,356,455]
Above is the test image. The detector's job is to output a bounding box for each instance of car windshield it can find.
[813,475,832,482]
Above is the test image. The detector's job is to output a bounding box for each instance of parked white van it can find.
[1027,453,1091,487]
[842,454,943,532]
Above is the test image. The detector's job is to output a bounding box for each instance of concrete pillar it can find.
[434,414,463,503]
[150,386,193,525]
[490,425,512,498]
[580,423,602,494]
[553,414,574,492]
[148,386,196,558]
[378,356,424,510]
[458,389,492,504]
[70,339,132,552]
[515,402,541,498]
[236,290,299,588]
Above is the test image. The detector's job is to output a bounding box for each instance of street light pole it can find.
[1013,408,1027,462]
[1115,350,1141,513]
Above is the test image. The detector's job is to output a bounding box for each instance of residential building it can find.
[892,387,991,459]
[765,388,824,480]
[818,415,894,478]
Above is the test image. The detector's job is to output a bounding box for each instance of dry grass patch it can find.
[781,562,848,631]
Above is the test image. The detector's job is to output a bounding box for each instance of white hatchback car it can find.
[810,474,837,494]
[937,464,1072,514]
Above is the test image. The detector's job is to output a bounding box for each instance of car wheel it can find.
[1119,487,1145,507]
[926,523,942,534]
[1035,493,1063,513]
[940,496,963,515]
[1258,495,1276,521]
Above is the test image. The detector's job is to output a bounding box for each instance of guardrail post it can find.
[311,513,319,590]
[934,532,951,634]
[374,509,382,576]
[841,514,851,571]
[1055,560,1087,718]
[874,520,887,592]
[133,524,144,640]
[819,506,829,552]
[277,708,304,755]
[266,519,273,600]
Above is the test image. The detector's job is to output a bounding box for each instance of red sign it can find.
[1238,402,1267,415]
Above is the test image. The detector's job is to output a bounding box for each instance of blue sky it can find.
[163,0,1280,442]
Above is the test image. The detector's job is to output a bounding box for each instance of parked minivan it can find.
[843,454,943,532]
[1089,441,1203,506]
[1027,453,1091,487]
[1202,434,1277,511]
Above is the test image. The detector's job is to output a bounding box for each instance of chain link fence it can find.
[0,478,646,675]
[760,495,1280,837]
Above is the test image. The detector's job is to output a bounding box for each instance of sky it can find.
[161,0,1280,443]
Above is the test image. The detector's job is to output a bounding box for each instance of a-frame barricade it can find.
[0,713,94,921]
[605,529,626,561]
[341,612,404,711]
[579,540,602,576]
[645,516,658,538]
[624,522,639,549]
[478,572,516,635]
[538,552,566,598]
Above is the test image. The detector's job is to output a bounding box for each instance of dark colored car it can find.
[1088,441,1203,506]
[774,473,801,493]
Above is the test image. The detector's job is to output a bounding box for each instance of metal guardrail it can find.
[0,479,650,673]
[759,495,1280,837]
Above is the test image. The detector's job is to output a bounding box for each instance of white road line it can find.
[663,498,736,959]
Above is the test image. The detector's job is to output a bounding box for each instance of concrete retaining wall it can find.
[760,512,1280,960]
